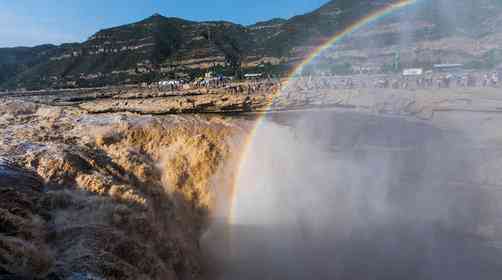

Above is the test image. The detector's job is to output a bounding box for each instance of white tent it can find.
[402,68,423,76]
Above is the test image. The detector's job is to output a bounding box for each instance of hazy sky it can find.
[0,0,329,48]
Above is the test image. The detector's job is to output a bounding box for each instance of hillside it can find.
[0,15,259,90]
[2,0,502,90]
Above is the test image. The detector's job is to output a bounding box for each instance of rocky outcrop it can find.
[9,82,502,118]
[4,85,276,114]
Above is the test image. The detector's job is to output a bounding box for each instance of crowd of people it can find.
[223,79,281,94]
[151,70,501,96]
[283,71,501,92]
[374,72,500,89]
[154,76,281,95]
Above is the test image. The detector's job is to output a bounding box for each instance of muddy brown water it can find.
[203,110,502,280]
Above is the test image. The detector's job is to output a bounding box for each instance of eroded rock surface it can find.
[6,84,502,119]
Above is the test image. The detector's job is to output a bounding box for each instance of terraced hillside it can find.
[2,0,502,90]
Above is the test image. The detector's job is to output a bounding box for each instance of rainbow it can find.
[229,0,419,224]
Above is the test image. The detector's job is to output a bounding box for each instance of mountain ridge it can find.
[2,0,502,90]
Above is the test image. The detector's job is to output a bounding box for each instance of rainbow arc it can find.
[230,0,420,224]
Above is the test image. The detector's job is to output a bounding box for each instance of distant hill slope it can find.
[2,0,502,90]
[0,14,259,89]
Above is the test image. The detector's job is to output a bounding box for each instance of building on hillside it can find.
[205,72,214,79]
[433,64,464,72]
[402,68,423,76]
[244,73,263,79]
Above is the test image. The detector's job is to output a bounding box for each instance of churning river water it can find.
[204,110,502,280]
